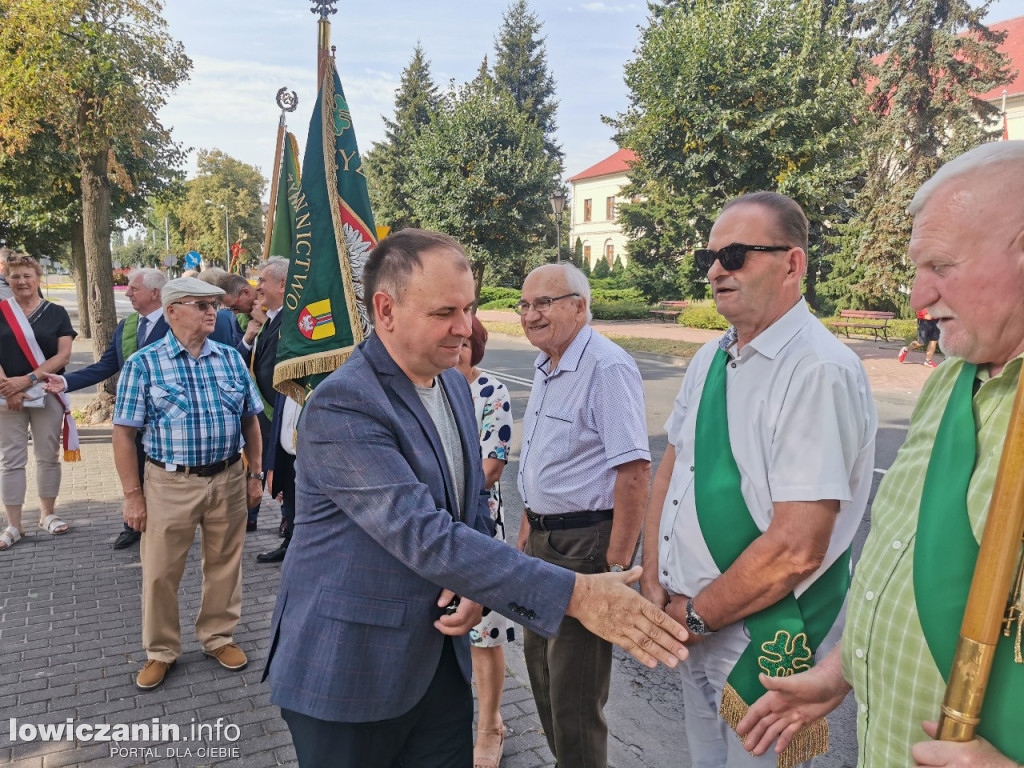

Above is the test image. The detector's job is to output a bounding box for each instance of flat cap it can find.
[161,276,226,307]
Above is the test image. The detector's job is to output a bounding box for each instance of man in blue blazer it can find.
[265,229,689,767]
[48,268,169,549]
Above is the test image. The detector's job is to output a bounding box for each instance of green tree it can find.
[365,44,441,231]
[821,0,1011,312]
[407,80,560,292]
[610,0,865,303]
[492,0,562,167]
[0,0,190,384]
[592,257,611,279]
[177,150,266,271]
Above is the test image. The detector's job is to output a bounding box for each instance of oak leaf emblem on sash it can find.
[758,630,813,677]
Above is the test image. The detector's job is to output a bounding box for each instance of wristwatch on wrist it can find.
[608,564,626,573]
[685,598,713,636]
[27,373,38,384]
[247,471,265,481]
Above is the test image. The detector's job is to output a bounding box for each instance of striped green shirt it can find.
[842,355,1022,767]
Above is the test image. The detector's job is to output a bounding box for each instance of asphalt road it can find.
[478,334,914,768]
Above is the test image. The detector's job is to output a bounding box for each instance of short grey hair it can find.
[0,246,13,264]
[259,256,290,284]
[221,274,251,297]
[526,263,592,323]
[198,266,229,289]
[910,140,1024,216]
[128,268,167,293]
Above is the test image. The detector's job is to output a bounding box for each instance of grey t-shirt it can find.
[415,380,465,521]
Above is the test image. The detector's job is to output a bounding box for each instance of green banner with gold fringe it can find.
[273,57,377,403]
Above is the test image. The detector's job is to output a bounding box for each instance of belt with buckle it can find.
[146,453,241,477]
[525,508,614,532]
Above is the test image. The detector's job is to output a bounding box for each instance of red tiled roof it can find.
[568,148,637,182]
[977,15,1024,100]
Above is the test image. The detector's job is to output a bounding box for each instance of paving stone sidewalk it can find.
[0,430,564,768]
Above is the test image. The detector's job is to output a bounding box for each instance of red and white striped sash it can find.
[0,297,81,461]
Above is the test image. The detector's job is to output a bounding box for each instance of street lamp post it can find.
[549,191,567,263]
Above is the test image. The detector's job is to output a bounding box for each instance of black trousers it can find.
[281,638,472,767]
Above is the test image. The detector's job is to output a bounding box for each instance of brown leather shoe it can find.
[204,642,248,670]
[136,660,173,690]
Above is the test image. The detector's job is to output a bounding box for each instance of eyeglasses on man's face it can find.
[173,300,220,313]
[693,243,792,273]
[513,293,580,316]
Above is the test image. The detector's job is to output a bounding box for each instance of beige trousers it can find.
[140,459,247,663]
[0,394,64,506]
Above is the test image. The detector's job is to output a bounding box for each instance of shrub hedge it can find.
[677,301,730,330]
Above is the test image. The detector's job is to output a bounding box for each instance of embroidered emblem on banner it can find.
[297,299,335,340]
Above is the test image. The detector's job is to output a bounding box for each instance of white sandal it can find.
[39,514,69,535]
[0,525,22,550]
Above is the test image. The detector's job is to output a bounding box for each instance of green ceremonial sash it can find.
[694,347,849,767]
[121,313,140,362]
[913,361,1024,761]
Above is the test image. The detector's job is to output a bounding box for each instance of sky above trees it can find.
[159,0,1024,189]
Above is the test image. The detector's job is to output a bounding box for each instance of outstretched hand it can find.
[567,566,688,669]
[736,654,850,757]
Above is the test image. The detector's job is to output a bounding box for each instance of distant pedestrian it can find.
[898,308,941,368]
[112,276,263,691]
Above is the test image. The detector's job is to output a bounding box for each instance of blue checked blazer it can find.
[265,333,575,724]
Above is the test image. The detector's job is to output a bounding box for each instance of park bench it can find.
[831,309,895,342]
[649,300,688,322]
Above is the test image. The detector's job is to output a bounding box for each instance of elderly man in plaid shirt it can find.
[112,276,264,692]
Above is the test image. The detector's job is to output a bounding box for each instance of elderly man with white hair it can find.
[111,276,264,691]
[737,141,1024,767]
[46,267,169,549]
[515,262,652,768]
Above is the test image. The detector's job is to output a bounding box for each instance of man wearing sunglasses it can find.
[111,276,264,692]
[516,263,652,768]
[642,192,877,766]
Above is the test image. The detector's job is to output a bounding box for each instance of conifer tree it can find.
[821,0,1011,311]
[492,0,563,168]
[365,44,441,230]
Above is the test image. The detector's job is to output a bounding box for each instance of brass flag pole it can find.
[262,88,298,262]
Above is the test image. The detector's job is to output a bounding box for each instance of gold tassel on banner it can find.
[720,683,830,768]
[63,449,81,462]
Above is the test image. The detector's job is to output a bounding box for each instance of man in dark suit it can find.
[45,268,169,549]
[265,229,689,768]
[236,257,288,532]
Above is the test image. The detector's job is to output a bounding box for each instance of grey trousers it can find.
[523,519,613,768]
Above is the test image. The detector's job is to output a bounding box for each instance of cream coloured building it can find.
[567,148,635,270]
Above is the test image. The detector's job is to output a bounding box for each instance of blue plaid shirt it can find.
[113,332,262,466]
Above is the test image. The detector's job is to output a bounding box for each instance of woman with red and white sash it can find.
[0,253,79,551]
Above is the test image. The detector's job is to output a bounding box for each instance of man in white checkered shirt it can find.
[737,142,1024,767]
[516,262,651,768]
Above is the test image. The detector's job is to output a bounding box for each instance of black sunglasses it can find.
[693,243,792,272]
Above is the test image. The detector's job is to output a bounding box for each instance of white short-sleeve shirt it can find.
[658,299,877,600]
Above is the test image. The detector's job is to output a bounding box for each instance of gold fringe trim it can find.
[274,346,355,405]
[720,683,829,768]
[321,65,366,346]
[63,449,82,463]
